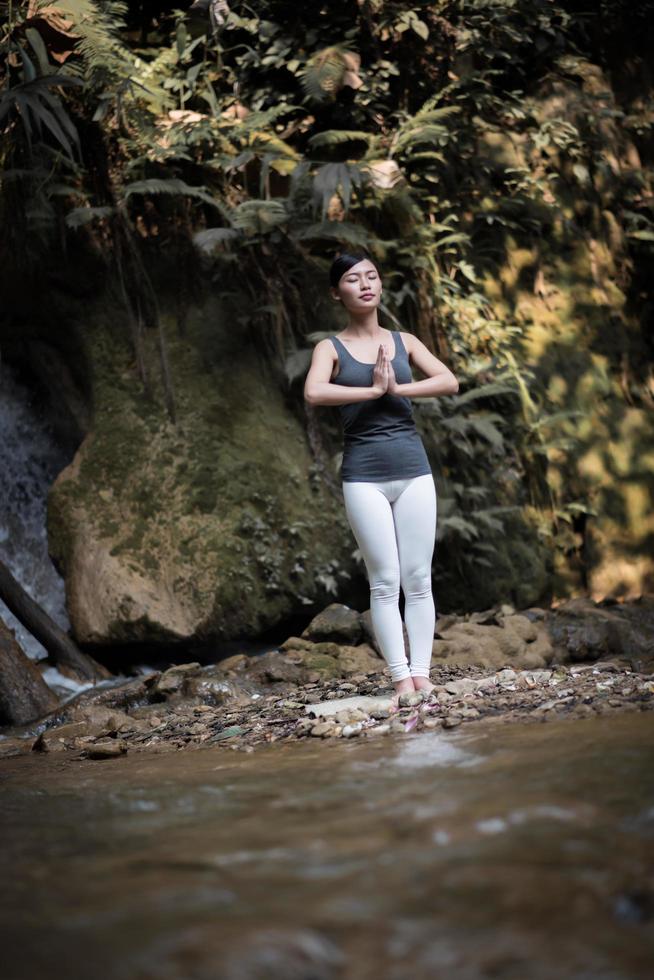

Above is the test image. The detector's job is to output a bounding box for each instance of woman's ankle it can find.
[393,677,415,695]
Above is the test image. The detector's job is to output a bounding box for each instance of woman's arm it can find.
[304,339,384,405]
[388,333,459,398]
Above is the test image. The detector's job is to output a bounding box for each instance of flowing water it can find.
[2,711,653,980]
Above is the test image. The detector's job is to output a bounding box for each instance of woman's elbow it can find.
[449,373,459,395]
[304,384,318,405]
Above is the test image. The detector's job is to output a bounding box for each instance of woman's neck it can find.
[343,311,384,337]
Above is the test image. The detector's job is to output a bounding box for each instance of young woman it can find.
[304,251,459,704]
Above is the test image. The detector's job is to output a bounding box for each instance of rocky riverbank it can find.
[1,595,652,760]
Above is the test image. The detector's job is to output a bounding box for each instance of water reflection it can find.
[1,711,653,980]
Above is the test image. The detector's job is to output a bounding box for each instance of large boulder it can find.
[47,299,352,646]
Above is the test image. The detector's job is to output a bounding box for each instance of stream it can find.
[2,710,653,980]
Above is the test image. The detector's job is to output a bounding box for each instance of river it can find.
[1,710,653,979]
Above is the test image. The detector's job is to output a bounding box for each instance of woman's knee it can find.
[369,566,401,602]
[401,567,433,600]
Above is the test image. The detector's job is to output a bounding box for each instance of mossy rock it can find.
[47,297,352,645]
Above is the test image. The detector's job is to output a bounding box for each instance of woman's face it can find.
[332,259,382,311]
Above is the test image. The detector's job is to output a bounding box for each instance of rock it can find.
[304,694,395,718]
[444,678,479,696]
[519,648,549,670]
[248,641,382,685]
[248,650,310,685]
[0,735,33,758]
[475,676,499,691]
[309,721,336,738]
[32,721,93,752]
[435,614,460,633]
[369,704,394,720]
[341,722,363,738]
[85,739,128,758]
[334,708,369,725]
[398,691,425,708]
[46,310,353,647]
[442,715,463,728]
[300,603,363,645]
[295,719,314,735]
[68,704,138,734]
[546,597,654,665]
[70,674,160,714]
[152,663,201,697]
[468,608,501,625]
[0,621,59,726]
[523,607,547,621]
[183,668,264,706]
[502,614,539,643]
[334,643,383,676]
[432,618,555,670]
[278,637,315,653]
[215,653,250,673]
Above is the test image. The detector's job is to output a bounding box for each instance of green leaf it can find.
[411,19,429,41]
[192,227,241,253]
[308,130,376,149]
[468,415,505,449]
[458,260,477,281]
[66,205,116,228]
[122,178,225,212]
[18,46,37,83]
[25,29,52,76]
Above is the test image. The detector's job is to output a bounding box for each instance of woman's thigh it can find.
[341,481,399,579]
[392,474,437,574]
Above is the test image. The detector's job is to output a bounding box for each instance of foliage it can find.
[1,0,653,603]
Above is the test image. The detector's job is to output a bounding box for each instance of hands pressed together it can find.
[372,344,399,397]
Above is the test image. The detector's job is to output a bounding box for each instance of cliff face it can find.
[46,294,354,645]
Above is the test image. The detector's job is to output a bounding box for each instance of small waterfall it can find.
[0,362,83,693]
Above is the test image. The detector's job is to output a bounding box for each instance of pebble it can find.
[310,721,335,738]
[22,650,653,758]
[341,723,363,738]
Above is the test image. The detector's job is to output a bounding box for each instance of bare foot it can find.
[389,676,415,708]
[412,676,436,695]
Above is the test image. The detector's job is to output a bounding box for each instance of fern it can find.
[50,0,133,84]
[121,178,226,212]
[307,130,381,150]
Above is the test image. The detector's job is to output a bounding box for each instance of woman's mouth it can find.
[360,294,374,300]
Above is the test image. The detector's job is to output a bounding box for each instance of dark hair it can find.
[329,250,378,289]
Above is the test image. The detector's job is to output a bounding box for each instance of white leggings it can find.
[342,474,437,682]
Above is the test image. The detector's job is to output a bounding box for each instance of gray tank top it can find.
[329,331,432,483]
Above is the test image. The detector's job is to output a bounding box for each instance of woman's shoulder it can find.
[314,336,339,358]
